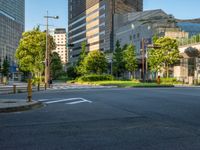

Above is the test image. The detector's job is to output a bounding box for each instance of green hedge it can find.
[78,74,114,82]
[160,78,182,84]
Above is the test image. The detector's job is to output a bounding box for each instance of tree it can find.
[148,48,162,72]
[149,37,180,78]
[16,28,56,79]
[123,43,138,79]
[67,66,78,79]
[76,42,87,75]
[50,52,63,79]
[82,50,108,74]
[77,41,87,65]
[184,47,200,58]
[2,58,10,77]
[152,34,159,43]
[113,40,126,77]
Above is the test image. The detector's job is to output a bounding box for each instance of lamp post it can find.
[44,11,59,88]
[131,24,135,46]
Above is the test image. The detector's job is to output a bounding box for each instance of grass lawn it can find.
[77,80,174,88]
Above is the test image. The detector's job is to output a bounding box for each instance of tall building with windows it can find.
[0,0,25,73]
[52,28,68,64]
[68,0,143,63]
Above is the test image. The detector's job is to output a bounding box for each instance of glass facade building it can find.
[0,0,25,73]
[177,22,200,37]
[68,0,143,63]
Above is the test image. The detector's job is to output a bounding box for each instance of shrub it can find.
[160,78,181,84]
[78,74,114,82]
[67,66,79,79]
[32,76,44,85]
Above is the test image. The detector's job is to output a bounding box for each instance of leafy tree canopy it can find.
[16,28,56,77]
[82,50,108,75]
[113,40,126,77]
[2,58,10,77]
[148,37,180,77]
[123,43,138,78]
[50,52,63,79]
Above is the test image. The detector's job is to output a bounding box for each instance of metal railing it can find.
[178,35,200,47]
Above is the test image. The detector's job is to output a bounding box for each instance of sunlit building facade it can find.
[52,28,68,64]
[68,0,143,63]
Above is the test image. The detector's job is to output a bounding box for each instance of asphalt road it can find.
[1,87,200,150]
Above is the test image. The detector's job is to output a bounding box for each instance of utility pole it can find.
[45,11,49,89]
[44,11,59,88]
[141,38,145,82]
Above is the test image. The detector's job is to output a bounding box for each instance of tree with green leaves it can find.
[16,27,56,80]
[149,37,180,78]
[113,40,126,77]
[148,48,162,73]
[50,52,63,79]
[2,58,10,77]
[82,50,108,74]
[123,43,138,79]
[67,65,78,79]
[77,41,87,65]
[152,34,159,43]
[76,42,88,75]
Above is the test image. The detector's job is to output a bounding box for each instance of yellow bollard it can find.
[27,79,32,102]
[157,76,161,85]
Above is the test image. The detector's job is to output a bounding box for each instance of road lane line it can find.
[66,100,90,105]
[38,99,50,102]
[45,98,82,104]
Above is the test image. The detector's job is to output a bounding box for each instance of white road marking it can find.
[49,85,117,91]
[38,99,51,102]
[67,100,88,105]
[66,98,92,105]
[45,98,82,104]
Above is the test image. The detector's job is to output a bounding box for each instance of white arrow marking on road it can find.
[67,100,89,105]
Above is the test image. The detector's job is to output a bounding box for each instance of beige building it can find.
[52,28,68,64]
[164,29,189,39]
[68,0,143,64]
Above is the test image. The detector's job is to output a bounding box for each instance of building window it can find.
[137,33,140,38]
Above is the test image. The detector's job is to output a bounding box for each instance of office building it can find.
[176,19,200,37]
[52,28,68,64]
[68,0,143,63]
[114,9,188,79]
[114,9,182,54]
[0,0,25,74]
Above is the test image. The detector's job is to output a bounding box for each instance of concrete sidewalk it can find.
[0,99,43,113]
[174,84,200,88]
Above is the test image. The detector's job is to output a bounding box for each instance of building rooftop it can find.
[54,28,66,34]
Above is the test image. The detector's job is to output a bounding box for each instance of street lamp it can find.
[137,25,151,82]
[131,24,135,44]
[44,11,59,88]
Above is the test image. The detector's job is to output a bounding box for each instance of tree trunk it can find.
[131,72,133,80]
[166,64,169,78]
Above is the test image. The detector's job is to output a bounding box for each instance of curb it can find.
[0,101,43,113]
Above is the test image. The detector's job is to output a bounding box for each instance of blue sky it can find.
[25,0,200,31]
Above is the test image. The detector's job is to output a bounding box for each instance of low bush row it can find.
[77,74,114,82]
